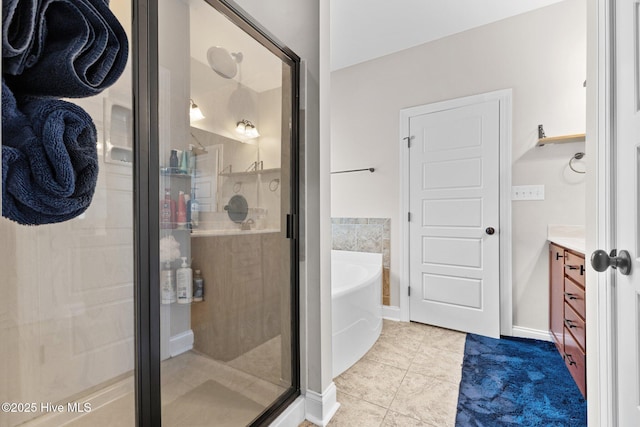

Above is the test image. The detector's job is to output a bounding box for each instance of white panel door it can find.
[409,99,500,338]
[610,0,640,422]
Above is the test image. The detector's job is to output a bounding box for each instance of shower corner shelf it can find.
[161,168,192,178]
[218,167,280,177]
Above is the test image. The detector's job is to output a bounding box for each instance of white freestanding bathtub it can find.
[332,250,383,377]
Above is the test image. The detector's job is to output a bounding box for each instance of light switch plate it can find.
[511,185,545,201]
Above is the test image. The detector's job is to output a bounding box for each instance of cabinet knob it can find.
[556,252,564,260]
[564,292,578,300]
[564,319,577,329]
[485,227,495,235]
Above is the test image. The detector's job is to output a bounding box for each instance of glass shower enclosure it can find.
[0,0,300,425]
[155,0,300,425]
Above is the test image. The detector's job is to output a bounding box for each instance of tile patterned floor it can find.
[301,319,466,427]
[25,321,461,427]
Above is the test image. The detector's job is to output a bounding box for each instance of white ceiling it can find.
[330,0,564,70]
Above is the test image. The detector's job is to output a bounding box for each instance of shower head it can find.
[207,46,242,79]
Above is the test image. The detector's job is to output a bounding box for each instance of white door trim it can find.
[586,0,616,424]
[399,89,513,336]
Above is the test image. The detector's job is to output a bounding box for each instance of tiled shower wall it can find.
[331,218,391,305]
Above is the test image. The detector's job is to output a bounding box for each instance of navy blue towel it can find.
[2,81,99,225]
[3,0,128,98]
[2,0,38,68]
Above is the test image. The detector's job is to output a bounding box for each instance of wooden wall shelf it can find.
[537,124,585,147]
[537,133,585,147]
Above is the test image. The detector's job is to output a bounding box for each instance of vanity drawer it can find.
[564,326,587,398]
[564,251,585,286]
[564,303,586,352]
[564,278,586,319]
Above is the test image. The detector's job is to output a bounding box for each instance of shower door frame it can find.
[132,0,301,425]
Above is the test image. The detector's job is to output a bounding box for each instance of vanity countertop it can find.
[190,228,280,237]
[547,224,585,254]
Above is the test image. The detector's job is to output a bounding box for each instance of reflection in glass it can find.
[0,0,135,425]
[159,0,296,425]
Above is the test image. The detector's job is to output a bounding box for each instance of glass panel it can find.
[0,0,134,425]
[158,0,295,424]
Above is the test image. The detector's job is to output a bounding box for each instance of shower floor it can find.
[23,336,286,427]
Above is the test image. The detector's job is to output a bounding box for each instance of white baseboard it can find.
[269,396,306,427]
[511,326,552,342]
[382,305,401,321]
[170,330,194,356]
[305,382,340,426]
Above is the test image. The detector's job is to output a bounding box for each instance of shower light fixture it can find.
[189,99,205,122]
[235,119,259,139]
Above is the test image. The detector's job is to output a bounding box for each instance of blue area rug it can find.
[455,334,587,426]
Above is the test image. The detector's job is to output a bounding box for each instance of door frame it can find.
[586,0,616,424]
[398,89,513,336]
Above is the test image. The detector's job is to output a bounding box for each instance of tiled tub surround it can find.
[332,218,391,305]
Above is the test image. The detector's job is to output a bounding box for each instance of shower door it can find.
[151,0,301,425]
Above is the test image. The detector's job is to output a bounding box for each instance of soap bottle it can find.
[190,188,199,229]
[160,188,176,229]
[176,191,187,228]
[169,149,179,168]
[189,151,197,176]
[161,262,176,304]
[185,194,192,228]
[180,150,190,174]
[176,257,193,304]
[193,269,204,302]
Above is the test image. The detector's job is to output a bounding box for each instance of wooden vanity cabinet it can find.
[549,243,565,352]
[549,243,587,398]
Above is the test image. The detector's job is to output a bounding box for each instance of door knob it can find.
[485,227,495,235]
[590,249,632,275]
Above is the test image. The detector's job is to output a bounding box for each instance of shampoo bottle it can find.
[176,257,193,304]
[190,188,199,229]
[185,194,192,228]
[169,149,179,168]
[180,150,190,174]
[160,188,176,229]
[161,262,176,304]
[177,191,187,228]
[193,269,204,302]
